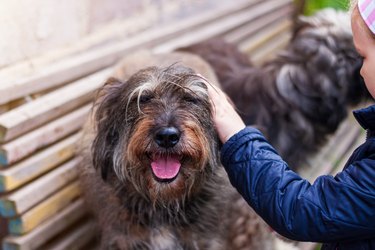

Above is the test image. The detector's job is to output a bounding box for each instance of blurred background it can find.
[0,0,351,71]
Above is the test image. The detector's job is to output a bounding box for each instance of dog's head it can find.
[291,8,369,105]
[91,65,220,204]
[275,9,370,132]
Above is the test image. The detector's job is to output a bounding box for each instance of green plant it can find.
[304,0,350,15]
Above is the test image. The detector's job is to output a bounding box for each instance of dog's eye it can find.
[139,94,152,104]
[183,95,199,104]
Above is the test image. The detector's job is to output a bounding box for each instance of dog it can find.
[79,51,275,250]
[179,9,371,170]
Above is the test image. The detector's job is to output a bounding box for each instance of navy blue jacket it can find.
[221,105,375,249]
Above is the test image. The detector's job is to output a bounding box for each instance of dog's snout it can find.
[154,127,180,148]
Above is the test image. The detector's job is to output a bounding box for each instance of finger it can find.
[206,83,225,102]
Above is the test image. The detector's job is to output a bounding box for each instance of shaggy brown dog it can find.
[79,51,275,250]
[180,9,371,170]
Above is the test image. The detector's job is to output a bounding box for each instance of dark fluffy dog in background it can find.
[180,9,370,169]
[79,51,275,250]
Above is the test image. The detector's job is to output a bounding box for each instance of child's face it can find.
[351,13,375,99]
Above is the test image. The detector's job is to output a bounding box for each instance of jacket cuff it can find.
[220,126,265,165]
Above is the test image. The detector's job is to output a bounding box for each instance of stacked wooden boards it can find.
[2,0,355,249]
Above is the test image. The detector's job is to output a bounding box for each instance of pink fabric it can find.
[368,7,375,23]
[358,0,375,34]
[359,0,372,11]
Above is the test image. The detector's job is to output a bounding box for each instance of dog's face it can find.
[92,65,220,205]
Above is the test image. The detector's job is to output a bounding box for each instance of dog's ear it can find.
[92,77,124,180]
[94,77,125,104]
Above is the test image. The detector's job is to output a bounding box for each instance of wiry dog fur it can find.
[79,51,275,250]
[180,9,371,169]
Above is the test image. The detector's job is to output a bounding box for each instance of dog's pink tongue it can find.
[151,156,181,180]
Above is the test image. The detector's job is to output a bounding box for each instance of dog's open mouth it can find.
[151,154,181,182]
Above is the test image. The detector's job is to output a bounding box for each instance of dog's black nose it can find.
[154,127,180,148]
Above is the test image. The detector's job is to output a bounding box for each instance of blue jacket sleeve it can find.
[221,127,375,242]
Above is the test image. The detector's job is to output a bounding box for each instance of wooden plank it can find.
[0,105,10,116]
[42,219,96,250]
[294,0,306,19]
[0,105,91,166]
[0,133,79,193]
[0,98,26,115]
[239,18,292,54]
[0,0,260,106]
[331,131,365,176]
[0,99,28,116]
[8,181,81,235]
[0,68,110,143]
[152,0,293,54]
[2,199,87,250]
[223,4,293,44]
[250,32,291,65]
[301,118,363,180]
[0,158,80,217]
[274,239,300,250]
[298,242,320,250]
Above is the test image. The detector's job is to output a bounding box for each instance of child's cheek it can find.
[361,61,375,99]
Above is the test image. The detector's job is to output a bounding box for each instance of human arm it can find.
[221,127,375,242]
[206,84,375,242]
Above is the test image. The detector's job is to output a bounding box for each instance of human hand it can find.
[206,82,246,143]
